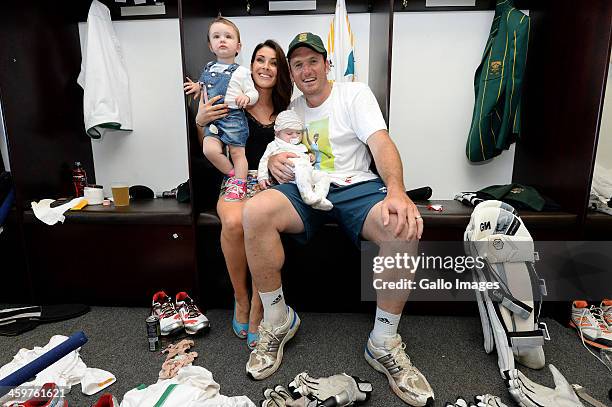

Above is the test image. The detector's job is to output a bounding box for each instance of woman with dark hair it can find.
[195,39,292,349]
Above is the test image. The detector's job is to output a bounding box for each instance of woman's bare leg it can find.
[217,197,250,323]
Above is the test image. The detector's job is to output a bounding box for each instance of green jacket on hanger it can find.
[466,0,530,162]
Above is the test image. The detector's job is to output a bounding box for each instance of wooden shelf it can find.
[23,199,192,225]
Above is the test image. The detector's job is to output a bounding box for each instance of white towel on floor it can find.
[120,365,255,407]
[0,335,115,406]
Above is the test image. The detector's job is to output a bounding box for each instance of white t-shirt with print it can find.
[290,82,387,186]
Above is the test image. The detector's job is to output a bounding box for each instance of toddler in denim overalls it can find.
[185,17,258,201]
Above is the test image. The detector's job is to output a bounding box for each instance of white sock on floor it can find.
[370,307,401,347]
[259,286,287,327]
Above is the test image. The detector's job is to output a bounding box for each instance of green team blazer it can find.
[466,0,530,162]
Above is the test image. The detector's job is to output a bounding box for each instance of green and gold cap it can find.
[287,32,327,60]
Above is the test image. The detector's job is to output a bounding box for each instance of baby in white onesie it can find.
[258,110,332,211]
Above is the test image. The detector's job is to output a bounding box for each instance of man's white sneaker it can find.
[151,291,183,336]
[365,334,434,406]
[246,306,300,380]
[601,299,612,329]
[570,300,612,349]
[175,292,210,334]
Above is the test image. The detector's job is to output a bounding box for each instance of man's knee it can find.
[364,204,416,244]
[377,215,411,242]
[386,213,416,242]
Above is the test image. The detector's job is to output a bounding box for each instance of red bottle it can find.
[72,161,88,197]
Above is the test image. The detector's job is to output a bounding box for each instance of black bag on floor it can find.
[0,304,90,336]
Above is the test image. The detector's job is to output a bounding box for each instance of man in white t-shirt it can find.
[242,32,434,406]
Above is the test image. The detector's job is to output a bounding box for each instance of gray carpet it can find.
[0,307,610,406]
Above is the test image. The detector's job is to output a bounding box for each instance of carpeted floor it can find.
[0,307,610,406]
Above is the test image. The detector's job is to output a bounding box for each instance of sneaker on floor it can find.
[21,383,68,407]
[151,291,183,336]
[570,300,612,349]
[175,292,210,334]
[91,393,119,407]
[601,299,612,328]
[365,334,434,406]
[246,306,300,380]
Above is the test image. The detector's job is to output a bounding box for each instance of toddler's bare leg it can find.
[229,145,248,179]
[203,137,233,175]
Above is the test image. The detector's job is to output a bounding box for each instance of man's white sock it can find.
[259,286,287,327]
[370,307,401,347]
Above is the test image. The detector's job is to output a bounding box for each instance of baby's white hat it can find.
[274,109,304,132]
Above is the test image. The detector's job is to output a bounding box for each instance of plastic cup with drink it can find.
[111,183,130,207]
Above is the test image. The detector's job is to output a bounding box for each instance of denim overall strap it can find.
[224,63,240,74]
[204,61,216,71]
[200,62,236,105]
[199,61,216,81]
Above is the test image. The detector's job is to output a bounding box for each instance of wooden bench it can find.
[584,211,612,240]
[196,199,578,316]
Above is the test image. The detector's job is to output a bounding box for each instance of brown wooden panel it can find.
[178,0,221,213]
[513,1,612,220]
[369,0,394,122]
[0,2,95,208]
[584,212,612,240]
[0,211,32,303]
[24,223,197,305]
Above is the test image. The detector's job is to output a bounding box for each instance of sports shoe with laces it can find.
[175,292,210,334]
[92,393,119,407]
[20,383,68,407]
[601,299,612,328]
[224,177,246,202]
[246,306,300,380]
[151,291,183,336]
[365,334,434,406]
[570,300,612,349]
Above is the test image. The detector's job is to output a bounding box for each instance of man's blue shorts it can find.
[272,178,387,246]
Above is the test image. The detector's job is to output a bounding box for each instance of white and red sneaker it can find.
[91,394,119,407]
[601,299,612,329]
[175,292,210,334]
[151,291,183,336]
[570,300,612,349]
[17,383,67,407]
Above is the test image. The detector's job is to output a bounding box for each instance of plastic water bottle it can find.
[72,161,88,197]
